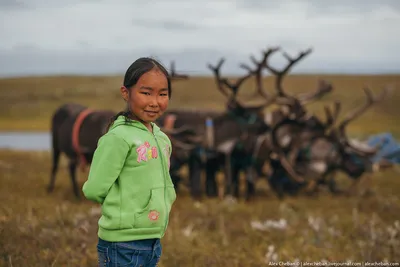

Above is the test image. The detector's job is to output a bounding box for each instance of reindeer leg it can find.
[268,169,285,200]
[188,152,203,201]
[326,172,342,195]
[245,167,256,201]
[205,157,218,197]
[223,152,234,198]
[231,163,241,199]
[68,159,80,199]
[47,144,61,193]
[302,175,324,196]
[303,179,318,196]
[170,172,182,191]
[169,155,183,191]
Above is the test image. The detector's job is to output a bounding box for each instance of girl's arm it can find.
[82,133,129,204]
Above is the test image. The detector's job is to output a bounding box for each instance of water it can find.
[0,132,51,151]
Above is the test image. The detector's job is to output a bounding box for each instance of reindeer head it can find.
[327,86,390,178]
[276,86,389,181]
[258,94,342,168]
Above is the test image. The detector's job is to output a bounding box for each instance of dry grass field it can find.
[0,74,399,135]
[1,74,400,266]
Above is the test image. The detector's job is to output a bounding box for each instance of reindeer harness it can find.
[72,108,94,172]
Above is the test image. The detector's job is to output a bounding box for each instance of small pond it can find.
[0,132,51,151]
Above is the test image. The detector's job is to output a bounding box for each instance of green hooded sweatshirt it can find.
[82,115,176,242]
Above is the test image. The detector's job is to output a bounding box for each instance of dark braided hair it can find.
[106,57,172,131]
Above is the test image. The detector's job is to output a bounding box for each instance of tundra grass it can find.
[0,150,399,266]
[1,74,400,266]
[0,74,399,137]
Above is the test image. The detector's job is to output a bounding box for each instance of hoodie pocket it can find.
[134,187,167,229]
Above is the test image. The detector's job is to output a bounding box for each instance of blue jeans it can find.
[97,238,162,267]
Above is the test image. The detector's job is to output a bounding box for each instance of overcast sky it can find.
[1,0,399,77]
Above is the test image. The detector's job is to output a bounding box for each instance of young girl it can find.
[82,57,176,267]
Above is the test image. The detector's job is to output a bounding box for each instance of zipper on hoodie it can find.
[151,131,169,234]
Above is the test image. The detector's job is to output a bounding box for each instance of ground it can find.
[0,74,399,266]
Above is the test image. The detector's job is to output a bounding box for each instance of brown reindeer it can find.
[220,47,335,199]
[267,86,390,197]
[187,50,323,199]
[232,47,389,199]
[47,103,115,198]
[199,47,335,200]
[157,47,334,200]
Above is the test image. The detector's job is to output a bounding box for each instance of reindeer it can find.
[310,86,390,195]
[267,86,390,198]
[220,47,335,200]
[206,47,334,200]
[158,47,334,200]
[228,48,390,200]
[261,100,342,198]
[47,103,115,198]
[169,49,319,199]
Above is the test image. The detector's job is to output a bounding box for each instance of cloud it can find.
[132,18,200,31]
[305,0,400,14]
[0,0,97,9]
[0,0,399,77]
[0,0,27,9]
[239,0,400,14]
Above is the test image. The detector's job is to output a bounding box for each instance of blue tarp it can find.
[367,133,400,164]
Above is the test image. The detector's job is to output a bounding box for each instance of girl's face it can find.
[121,68,169,130]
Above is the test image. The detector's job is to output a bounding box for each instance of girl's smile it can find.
[143,110,160,118]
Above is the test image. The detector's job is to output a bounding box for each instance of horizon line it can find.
[1,72,400,79]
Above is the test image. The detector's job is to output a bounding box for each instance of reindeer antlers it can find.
[331,86,391,155]
[323,100,341,130]
[208,58,253,100]
[207,58,231,98]
[208,46,334,117]
[338,86,390,133]
[237,46,331,113]
[240,47,280,100]
[263,47,313,97]
[297,80,334,105]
